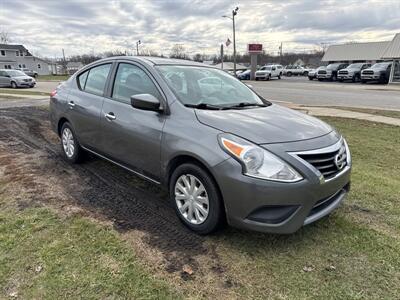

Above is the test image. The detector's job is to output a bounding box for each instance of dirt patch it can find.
[0,106,236,298]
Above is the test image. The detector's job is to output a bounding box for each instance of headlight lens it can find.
[219,134,303,182]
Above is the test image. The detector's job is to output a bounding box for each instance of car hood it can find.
[195,104,332,144]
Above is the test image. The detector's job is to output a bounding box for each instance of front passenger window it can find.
[112,63,162,103]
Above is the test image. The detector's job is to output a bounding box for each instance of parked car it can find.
[0,69,36,88]
[283,65,308,76]
[337,63,371,82]
[361,62,392,84]
[15,67,38,78]
[237,69,250,80]
[308,66,325,80]
[255,64,283,80]
[50,57,351,235]
[317,63,348,81]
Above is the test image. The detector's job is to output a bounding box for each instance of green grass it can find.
[37,75,69,81]
[0,207,180,299]
[324,106,400,119]
[0,89,50,96]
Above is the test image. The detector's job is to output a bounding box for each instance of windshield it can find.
[156,65,266,107]
[260,66,271,71]
[327,64,339,70]
[347,63,363,69]
[371,63,391,69]
[6,70,26,76]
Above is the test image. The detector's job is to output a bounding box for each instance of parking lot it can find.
[251,76,400,110]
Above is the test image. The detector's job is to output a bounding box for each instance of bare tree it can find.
[170,44,189,60]
[0,31,10,44]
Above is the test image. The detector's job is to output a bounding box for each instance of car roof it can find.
[91,56,212,68]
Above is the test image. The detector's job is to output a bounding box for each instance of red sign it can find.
[248,44,263,53]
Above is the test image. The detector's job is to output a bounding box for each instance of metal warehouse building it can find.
[322,33,400,84]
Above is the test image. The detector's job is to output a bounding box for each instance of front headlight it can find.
[219,134,303,182]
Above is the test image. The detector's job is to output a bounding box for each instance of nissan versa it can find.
[49,57,351,235]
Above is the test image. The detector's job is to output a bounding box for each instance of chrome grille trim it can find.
[289,138,351,183]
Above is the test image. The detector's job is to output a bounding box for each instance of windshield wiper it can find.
[226,102,268,109]
[184,103,226,110]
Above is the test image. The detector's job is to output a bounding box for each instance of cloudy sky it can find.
[1,0,399,58]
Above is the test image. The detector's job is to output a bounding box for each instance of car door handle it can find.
[68,101,75,108]
[105,112,116,121]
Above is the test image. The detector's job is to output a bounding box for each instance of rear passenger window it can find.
[78,70,89,90]
[112,63,162,103]
[83,64,111,96]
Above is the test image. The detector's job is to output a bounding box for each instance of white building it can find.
[0,44,51,75]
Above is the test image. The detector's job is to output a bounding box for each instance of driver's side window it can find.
[112,63,162,103]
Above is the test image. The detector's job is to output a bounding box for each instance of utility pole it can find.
[220,44,224,70]
[223,6,239,76]
[279,42,283,64]
[62,48,67,75]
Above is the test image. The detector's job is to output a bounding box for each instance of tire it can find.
[170,163,224,235]
[287,72,292,77]
[361,80,367,84]
[278,75,281,79]
[303,71,309,76]
[338,79,343,82]
[60,122,85,163]
[332,74,337,81]
[255,77,259,81]
[308,77,313,80]
[267,74,271,81]
[318,78,323,81]
[11,81,17,89]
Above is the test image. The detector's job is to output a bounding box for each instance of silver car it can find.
[49,57,351,235]
[0,69,36,88]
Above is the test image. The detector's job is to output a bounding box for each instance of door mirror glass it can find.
[131,94,162,112]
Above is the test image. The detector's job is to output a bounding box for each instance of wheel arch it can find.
[57,117,70,136]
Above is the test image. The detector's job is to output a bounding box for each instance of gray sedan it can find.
[0,69,36,88]
[49,57,351,235]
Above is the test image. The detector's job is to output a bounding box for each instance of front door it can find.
[0,71,11,87]
[99,62,166,181]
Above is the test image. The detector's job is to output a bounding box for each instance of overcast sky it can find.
[1,0,399,58]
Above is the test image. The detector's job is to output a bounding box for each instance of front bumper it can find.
[16,81,35,87]
[338,74,353,80]
[317,74,331,79]
[212,135,351,234]
[361,75,379,80]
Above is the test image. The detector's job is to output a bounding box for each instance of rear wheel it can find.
[170,163,224,235]
[287,72,292,77]
[60,122,85,163]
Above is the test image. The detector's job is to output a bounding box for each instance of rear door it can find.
[0,71,11,87]
[65,63,112,151]
[99,61,167,181]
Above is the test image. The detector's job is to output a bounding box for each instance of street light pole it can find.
[232,7,238,76]
[223,7,239,76]
[136,40,141,56]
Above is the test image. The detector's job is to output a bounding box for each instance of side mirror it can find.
[131,94,162,112]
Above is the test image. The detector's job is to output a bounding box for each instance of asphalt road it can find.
[250,77,400,110]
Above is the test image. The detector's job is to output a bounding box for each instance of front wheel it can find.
[170,163,224,235]
[60,122,85,163]
[11,81,17,89]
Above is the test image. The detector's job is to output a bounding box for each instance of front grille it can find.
[338,70,348,75]
[318,70,327,74]
[362,70,374,75]
[297,141,348,180]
